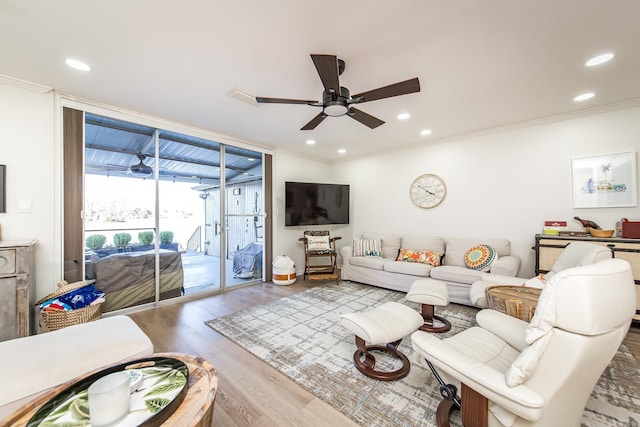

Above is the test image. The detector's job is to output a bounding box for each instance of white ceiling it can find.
[1,0,639,162]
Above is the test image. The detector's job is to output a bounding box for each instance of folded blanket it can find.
[39,285,106,311]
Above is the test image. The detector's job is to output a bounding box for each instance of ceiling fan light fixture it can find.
[323,100,349,117]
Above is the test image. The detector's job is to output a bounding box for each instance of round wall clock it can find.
[410,174,446,208]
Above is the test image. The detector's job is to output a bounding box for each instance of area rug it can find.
[205,282,640,427]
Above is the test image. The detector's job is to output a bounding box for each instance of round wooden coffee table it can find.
[3,353,218,427]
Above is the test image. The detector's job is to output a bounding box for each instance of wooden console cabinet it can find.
[534,234,640,322]
[0,240,37,341]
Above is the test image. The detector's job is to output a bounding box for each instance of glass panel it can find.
[158,179,206,297]
[176,132,222,296]
[84,174,158,312]
[84,114,159,312]
[224,147,264,288]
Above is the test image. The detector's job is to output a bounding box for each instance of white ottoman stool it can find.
[406,279,451,333]
[340,301,423,381]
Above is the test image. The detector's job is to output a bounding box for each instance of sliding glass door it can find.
[64,107,267,313]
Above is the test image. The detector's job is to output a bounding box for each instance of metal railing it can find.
[187,226,202,252]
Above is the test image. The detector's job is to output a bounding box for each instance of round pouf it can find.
[340,301,423,381]
[272,255,296,285]
[406,279,451,333]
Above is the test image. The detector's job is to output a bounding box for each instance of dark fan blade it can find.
[301,112,327,130]
[352,77,420,103]
[311,54,340,93]
[348,107,385,129]
[255,96,317,105]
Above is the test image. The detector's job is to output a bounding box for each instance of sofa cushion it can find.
[352,238,383,257]
[401,235,446,254]
[444,238,511,267]
[361,232,402,260]
[396,249,443,266]
[349,256,387,270]
[430,265,485,285]
[464,244,498,271]
[383,260,433,277]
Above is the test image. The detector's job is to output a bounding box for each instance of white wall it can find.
[0,80,57,298]
[272,151,351,275]
[330,106,640,277]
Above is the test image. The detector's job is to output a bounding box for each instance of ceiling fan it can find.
[129,154,153,177]
[255,54,420,130]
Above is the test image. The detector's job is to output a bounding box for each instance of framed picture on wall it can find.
[0,165,5,213]
[572,151,637,208]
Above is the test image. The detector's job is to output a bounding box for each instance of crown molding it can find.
[0,74,52,94]
[336,98,640,164]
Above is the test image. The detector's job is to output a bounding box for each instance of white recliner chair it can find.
[411,258,635,427]
[469,242,611,308]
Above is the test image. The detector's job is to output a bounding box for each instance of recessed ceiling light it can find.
[585,53,614,67]
[420,129,432,136]
[574,92,595,102]
[306,139,316,145]
[65,58,91,71]
[247,158,255,161]
[397,113,411,120]
[338,148,346,154]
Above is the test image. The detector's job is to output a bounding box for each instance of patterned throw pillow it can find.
[352,238,383,257]
[306,234,330,251]
[464,244,498,271]
[396,249,443,266]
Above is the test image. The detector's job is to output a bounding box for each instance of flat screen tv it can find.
[285,181,349,226]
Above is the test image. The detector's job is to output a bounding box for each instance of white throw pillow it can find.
[352,238,383,257]
[306,234,330,251]
[504,271,563,387]
[505,332,552,387]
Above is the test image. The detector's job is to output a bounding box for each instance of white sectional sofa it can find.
[0,315,153,420]
[340,233,521,306]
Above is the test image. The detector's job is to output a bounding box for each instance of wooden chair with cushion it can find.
[299,230,341,281]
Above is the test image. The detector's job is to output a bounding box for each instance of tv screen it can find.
[285,181,349,226]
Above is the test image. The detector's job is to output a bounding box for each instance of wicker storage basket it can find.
[36,280,103,332]
[485,285,542,322]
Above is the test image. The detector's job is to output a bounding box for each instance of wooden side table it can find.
[485,286,541,322]
[3,353,218,427]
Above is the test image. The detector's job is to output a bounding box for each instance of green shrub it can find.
[85,234,107,250]
[159,231,174,244]
[113,233,132,248]
[138,231,154,246]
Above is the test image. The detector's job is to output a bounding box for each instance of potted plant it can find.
[85,234,107,251]
[113,233,132,249]
[159,231,178,251]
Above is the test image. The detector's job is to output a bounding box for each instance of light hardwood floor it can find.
[127,280,640,427]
